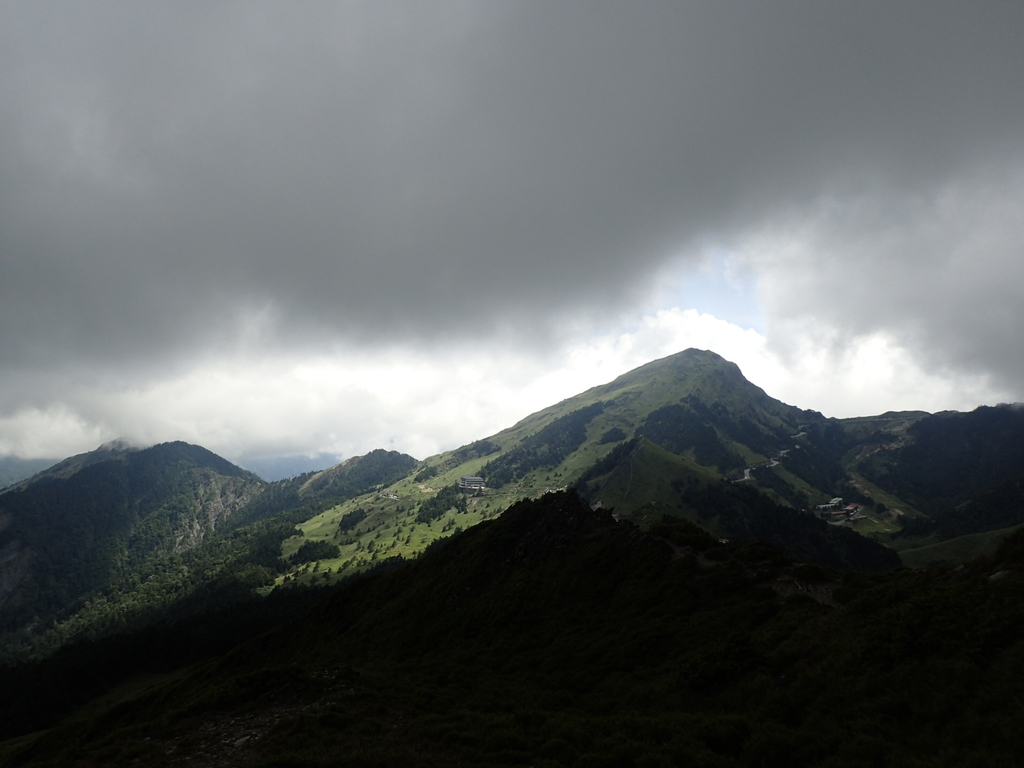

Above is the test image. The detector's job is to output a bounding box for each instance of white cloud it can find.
[5,305,1008,463]
[0,406,105,459]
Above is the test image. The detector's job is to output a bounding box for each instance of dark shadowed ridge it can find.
[0,439,142,494]
[7,490,1024,766]
[0,442,265,654]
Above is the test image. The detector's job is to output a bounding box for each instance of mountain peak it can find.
[581,348,783,420]
[594,348,740,391]
[97,437,147,452]
[1,440,252,495]
[654,347,748,379]
[1,439,140,493]
[298,448,419,499]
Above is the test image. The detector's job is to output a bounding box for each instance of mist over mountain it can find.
[0,458,58,491]
[238,453,344,482]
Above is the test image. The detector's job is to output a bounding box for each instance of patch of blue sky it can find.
[651,250,765,333]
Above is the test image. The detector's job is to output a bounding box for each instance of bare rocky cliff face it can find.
[169,473,264,554]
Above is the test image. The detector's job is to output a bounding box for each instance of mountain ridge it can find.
[0,438,145,495]
[3,348,1024,764]
[4,347,1024,664]
[268,348,1024,592]
[6,490,1024,766]
[269,348,900,587]
[0,441,418,663]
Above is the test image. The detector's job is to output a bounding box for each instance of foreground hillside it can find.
[4,491,1024,767]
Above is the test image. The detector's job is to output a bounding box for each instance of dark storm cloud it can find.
[2,1,1023,389]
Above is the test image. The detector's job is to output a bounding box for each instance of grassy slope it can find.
[272,350,831,588]
[587,438,719,518]
[897,524,1024,568]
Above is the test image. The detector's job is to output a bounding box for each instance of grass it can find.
[594,440,721,527]
[273,482,522,588]
[0,667,190,765]
[897,524,1024,568]
[844,472,923,519]
[272,411,642,588]
[845,513,898,535]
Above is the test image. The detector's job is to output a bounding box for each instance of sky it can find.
[2,1,1023,469]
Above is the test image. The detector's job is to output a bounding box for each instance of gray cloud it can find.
[747,167,1024,392]
[2,1,1023,447]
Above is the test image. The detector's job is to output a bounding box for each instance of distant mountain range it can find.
[3,348,1024,661]
[237,452,343,482]
[0,456,60,491]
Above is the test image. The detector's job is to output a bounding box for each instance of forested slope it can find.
[0,443,417,663]
[5,491,1024,767]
